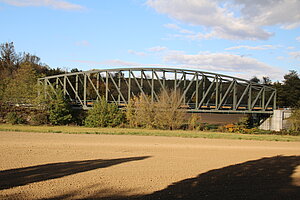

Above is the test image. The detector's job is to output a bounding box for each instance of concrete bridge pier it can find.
[259,110,292,131]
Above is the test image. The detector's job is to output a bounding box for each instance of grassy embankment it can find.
[0,124,299,142]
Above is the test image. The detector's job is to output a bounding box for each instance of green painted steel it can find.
[38,68,276,114]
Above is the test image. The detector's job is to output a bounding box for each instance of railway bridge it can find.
[38,68,276,114]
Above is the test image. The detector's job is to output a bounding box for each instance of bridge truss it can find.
[38,68,276,114]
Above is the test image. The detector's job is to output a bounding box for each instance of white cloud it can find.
[0,0,85,10]
[287,46,295,50]
[147,0,300,40]
[289,51,300,60]
[225,45,277,51]
[296,36,300,42]
[128,50,147,56]
[164,23,194,34]
[71,59,165,67]
[75,40,90,47]
[163,51,283,80]
[147,46,167,52]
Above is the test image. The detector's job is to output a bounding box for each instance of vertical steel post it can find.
[128,70,131,103]
[56,78,59,89]
[75,75,78,96]
[163,71,165,88]
[118,71,121,104]
[44,79,47,99]
[183,72,186,104]
[215,75,219,109]
[141,70,143,89]
[202,74,206,97]
[262,87,265,110]
[96,73,99,92]
[248,83,252,110]
[151,69,154,103]
[37,79,41,97]
[83,73,87,107]
[195,73,199,109]
[63,75,66,96]
[233,80,237,110]
[106,71,109,101]
[174,70,177,92]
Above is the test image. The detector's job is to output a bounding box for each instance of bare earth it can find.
[0,131,299,200]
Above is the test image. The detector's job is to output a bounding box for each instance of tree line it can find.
[0,42,299,134]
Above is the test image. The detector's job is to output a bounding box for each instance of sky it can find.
[0,0,300,81]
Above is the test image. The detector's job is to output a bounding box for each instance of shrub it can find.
[288,109,300,132]
[30,112,49,125]
[48,89,73,125]
[5,112,25,124]
[85,98,125,127]
[188,113,202,130]
[126,90,186,130]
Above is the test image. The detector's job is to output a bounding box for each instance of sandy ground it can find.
[0,131,299,200]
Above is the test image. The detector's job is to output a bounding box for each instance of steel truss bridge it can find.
[38,68,276,114]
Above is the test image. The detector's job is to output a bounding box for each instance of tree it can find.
[126,90,186,130]
[279,70,300,108]
[3,62,38,103]
[0,42,20,77]
[154,90,185,130]
[262,76,271,85]
[48,89,73,125]
[85,98,125,127]
[288,109,300,133]
[250,76,260,83]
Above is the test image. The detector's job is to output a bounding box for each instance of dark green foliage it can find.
[30,112,49,125]
[71,109,87,126]
[5,112,25,124]
[274,70,300,108]
[48,90,73,125]
[85,98,125,127]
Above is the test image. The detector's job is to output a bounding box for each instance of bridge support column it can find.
[259,110,292,131]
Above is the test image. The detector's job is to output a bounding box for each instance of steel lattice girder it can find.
[38,68,276,114]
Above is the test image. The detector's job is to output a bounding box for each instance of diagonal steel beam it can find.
[251,87,264,109]
[66,76,83,106]
[217,80,234,109]
[108,72,127,104]
[197,77,216,109]
[235,84,250,109]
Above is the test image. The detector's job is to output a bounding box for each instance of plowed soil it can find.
[0,131,299,200]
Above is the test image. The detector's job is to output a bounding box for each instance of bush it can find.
[5,112,25,124]
[126,90,186,130]
[288,109,300,132]
[48,89,73,125]
[188,114,202,130]
[85,98,125,127]
[30,112,49,125]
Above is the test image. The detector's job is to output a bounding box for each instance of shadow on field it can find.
[0,156,150,190]
[44,155,300,200]
[142,155,300,200]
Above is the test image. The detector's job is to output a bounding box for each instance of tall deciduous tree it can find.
[3,62,38,104]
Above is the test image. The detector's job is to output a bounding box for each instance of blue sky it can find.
[0,0,300,81]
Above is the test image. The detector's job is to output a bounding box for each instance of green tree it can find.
[85,98,125,127]
[48,89,73,125]
[3,62,38,104]
[288,109,300,133]
[275,70,300,108]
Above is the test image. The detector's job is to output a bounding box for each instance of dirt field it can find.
[0,131,299,200]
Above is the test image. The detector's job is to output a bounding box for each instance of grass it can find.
[0,124,299,142]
